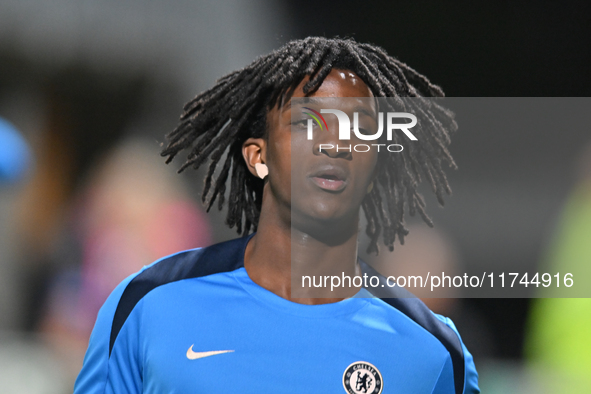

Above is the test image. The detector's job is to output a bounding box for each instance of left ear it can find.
[242,137,267,178]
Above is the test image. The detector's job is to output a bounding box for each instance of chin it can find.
[292,202,357,228]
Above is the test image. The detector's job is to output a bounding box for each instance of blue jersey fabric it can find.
[74,235,479,393]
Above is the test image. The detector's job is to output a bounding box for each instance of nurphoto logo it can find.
[302,107,417,153]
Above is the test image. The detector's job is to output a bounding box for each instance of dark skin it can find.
[242,69,378,305]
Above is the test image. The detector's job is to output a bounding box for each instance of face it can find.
[245,69,379,231]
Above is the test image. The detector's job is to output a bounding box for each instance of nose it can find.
[312,121,352,160]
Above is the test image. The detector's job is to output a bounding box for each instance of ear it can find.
[242,137,267,178]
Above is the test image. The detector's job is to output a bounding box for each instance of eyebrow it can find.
[355,107,377,118]
[282,97,324,112]
[284,98,377,117]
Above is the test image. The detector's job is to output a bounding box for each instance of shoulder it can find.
[110,234,252,354]
[360,260,480,394]
[74,235,252,393]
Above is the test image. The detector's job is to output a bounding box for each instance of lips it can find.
[309,166,348,192]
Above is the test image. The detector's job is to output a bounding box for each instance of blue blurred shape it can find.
[0,117,32,183]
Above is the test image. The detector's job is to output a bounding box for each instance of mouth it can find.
[309,167,348,192]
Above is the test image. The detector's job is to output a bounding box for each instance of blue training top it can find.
[74,234,479,393]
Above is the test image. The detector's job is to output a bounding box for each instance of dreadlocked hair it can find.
[161,36,457,254]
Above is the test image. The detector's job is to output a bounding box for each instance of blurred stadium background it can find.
[0,1,590,392]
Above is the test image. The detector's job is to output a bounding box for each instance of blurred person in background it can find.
[370,223,493,360]
[0,117,58,394]
[75,37,479,393]
[38,137,212,387]
[371,223,460,309]
[0,117,32,184]
[0,117,32,316]
[524,141,591,392]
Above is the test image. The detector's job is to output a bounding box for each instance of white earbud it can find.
[255,163,268,179]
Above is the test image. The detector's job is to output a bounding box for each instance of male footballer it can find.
[74,37,479,393]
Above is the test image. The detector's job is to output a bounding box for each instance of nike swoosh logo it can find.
[186,345,234,360]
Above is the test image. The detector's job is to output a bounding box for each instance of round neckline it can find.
[232,267,370,318]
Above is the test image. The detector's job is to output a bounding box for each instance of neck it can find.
[244,194,361,305]
[244,194,360,305]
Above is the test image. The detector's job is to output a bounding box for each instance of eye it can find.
[290,119,309,131]
[291,118,321,131]
[354,127,374,135]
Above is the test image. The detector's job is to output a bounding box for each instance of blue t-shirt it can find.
[74,235,479,393]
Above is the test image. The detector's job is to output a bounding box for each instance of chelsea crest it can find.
[342,361,383,394]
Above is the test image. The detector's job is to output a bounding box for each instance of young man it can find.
[74,37,479,393]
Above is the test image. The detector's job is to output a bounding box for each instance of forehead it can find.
[291,69,373,99]
[265,69,376,126]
